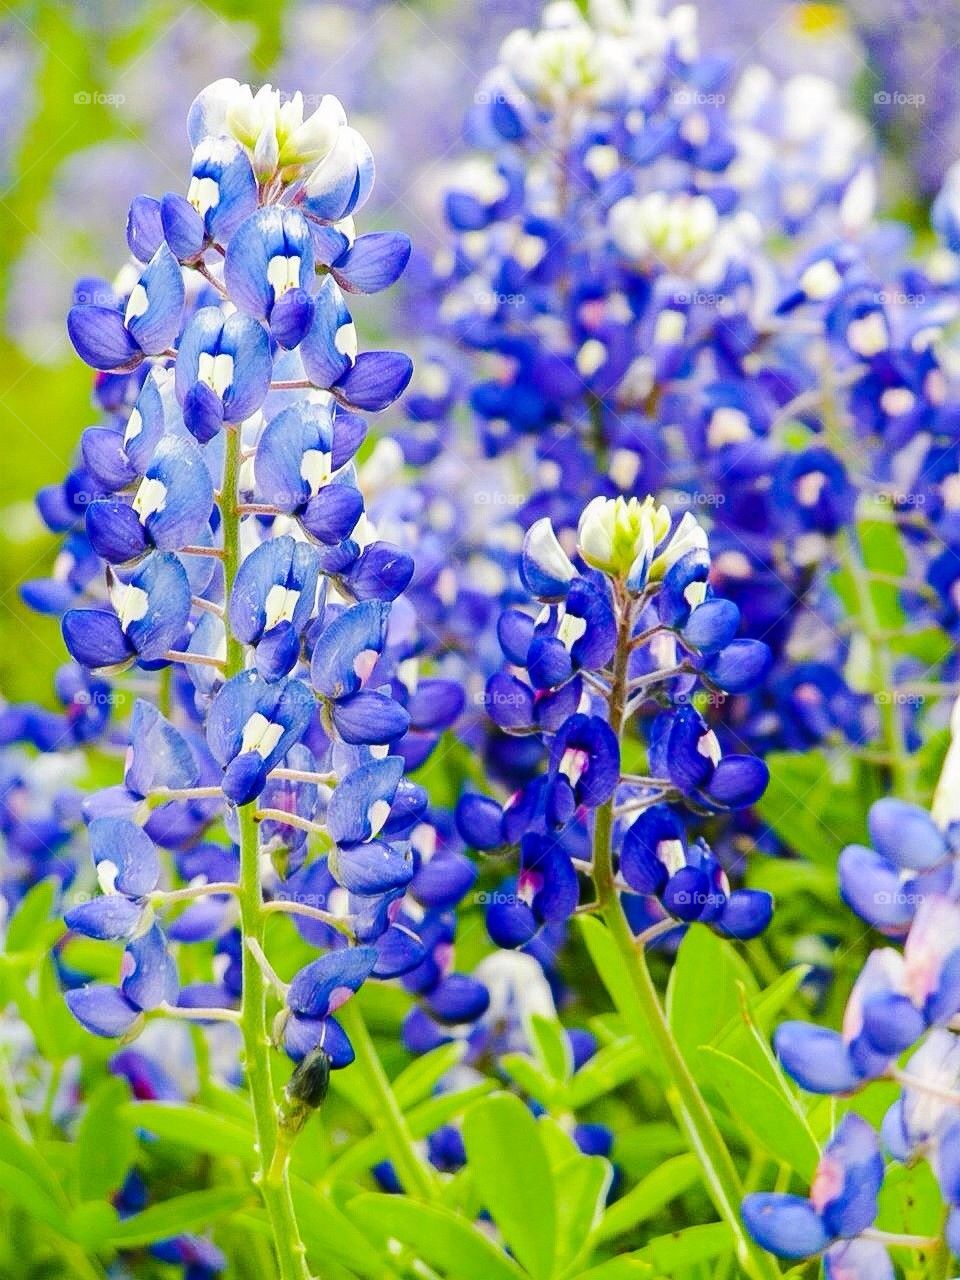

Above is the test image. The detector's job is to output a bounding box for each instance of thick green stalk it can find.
[590,586,780,1280]
[337,999,438,1200]
[221,424,311,1280]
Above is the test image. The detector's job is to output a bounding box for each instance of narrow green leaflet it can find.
[593,1154,700,1244]
[105,1188,250,1247]
[349,1192,528,1280]
[530,1013,574,1081]
[123,1101,255,1163]
[75,1077,136,1201]
[461,1091,557,1280]
[392,1041,467,1109]
[698,1047,819,1179]
[666,927,756,1062]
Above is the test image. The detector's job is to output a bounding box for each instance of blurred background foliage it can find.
[0,0,951,702]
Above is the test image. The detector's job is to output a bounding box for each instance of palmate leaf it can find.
[461,1092,557,1280]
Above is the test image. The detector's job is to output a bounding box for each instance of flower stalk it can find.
[589,582,781,1280]
[221,421,312,1280]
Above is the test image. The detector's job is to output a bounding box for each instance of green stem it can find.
[337,1000,438,1200]
[590,585,780,1280]
[221,424,311,1280]
[841,525,916,800]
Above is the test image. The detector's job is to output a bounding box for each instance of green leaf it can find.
[637,1221,733,1270]
[393,1041,466,1110]
[698,1048,819,1179]
[745,964,810,1033]
[0,1159,66,1233]
[461,1092,556,1280]
[878,1159,943,1238]
[572,1260,652,1280]
[568,1038,647,1108]
[323,1081,495,1184]
[76,1077,136,1201]
[65,1200,121,1249]
[499,1052,559,1107]
[0,1119,67,1208]
[122,1101,254,1163]
[294,1185,403,1279]
[667,927,756,1062]
[105,1188,249,1247]
[349,1192,527,1280]
[529,1014,573,1081]
[553,1151,612,1269]
[593,1154,700,1243]
[578,916,646,1035]
[5,878,58,953]
[756,749,867,863]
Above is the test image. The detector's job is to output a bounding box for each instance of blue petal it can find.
[342,542,413,601]
[126,195,164,262]
[159,192,205,261]
[86,500,148,564]
[716,890,773,939]
[328,838,413,895]
[89,816,161,896]
[332,351,414,412]
[426,974,489,1025]
[62,609,132,671]
[224,207,315,320]
[299,277,355,387]
[868,798,947,871]
[65,896,143,940]
[122,552,192,661]
[255,401,335,512]
[838,844,914,930]
[455,794,504,850]
[311,600,389,699]
[125,245,185,355]
[284,1014,355,1067]
[741,1194,828,1259]
[67,305,140,371]
[300,482,363,544]
[331,232,411,294]
[331,690,410,745]
[121,922,178,1011]
[287,946,378,1017]
[66,985,143,1039]
[327,756,404,846]
[774,1022,859,1093]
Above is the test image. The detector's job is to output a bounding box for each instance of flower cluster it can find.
[32,78,473,1085]
[395,0,960,784]
[456,494,774,952]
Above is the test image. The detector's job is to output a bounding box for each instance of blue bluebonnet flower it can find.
[62,553,192,673]
[457,496,772,952]
[743,1114,886,1266]
[46,75,444,1094]
[67,246,184,372]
